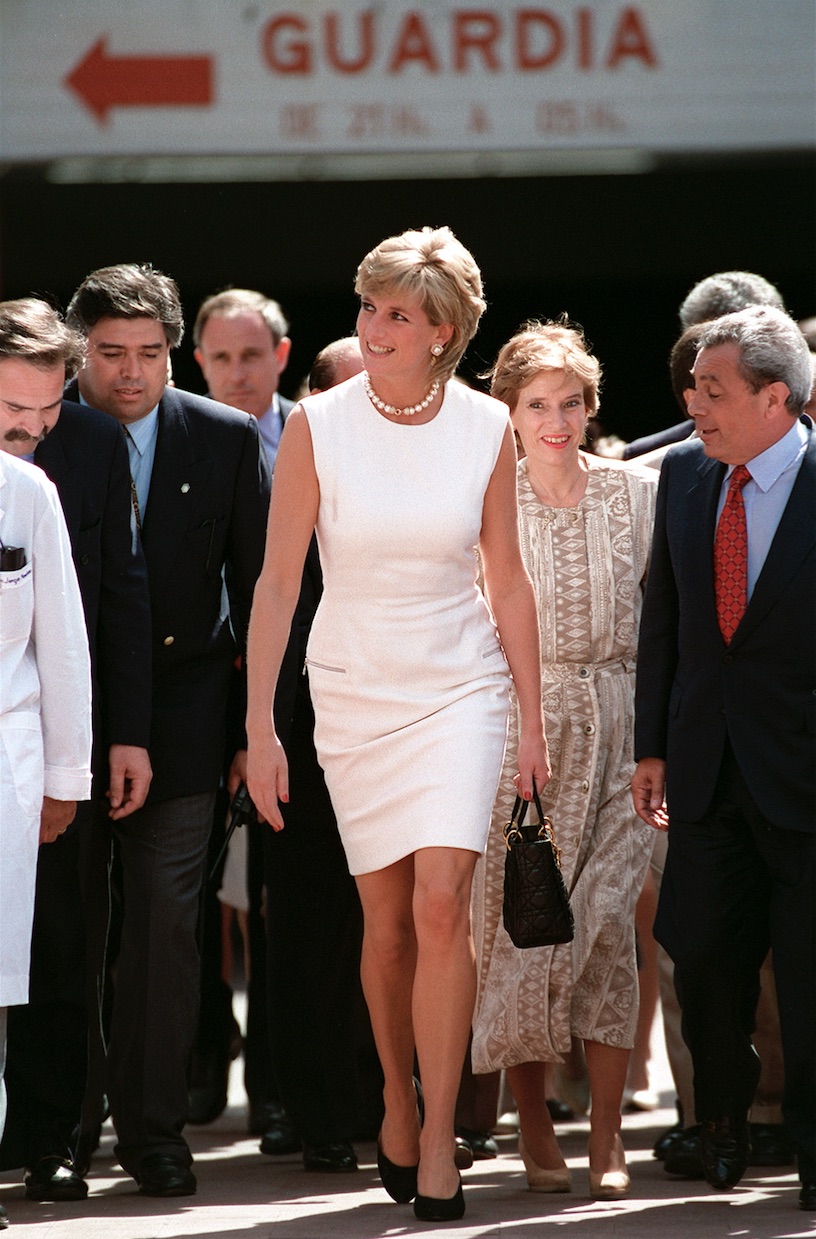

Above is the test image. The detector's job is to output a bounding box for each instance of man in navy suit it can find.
[188,287,295,1141]
[0,298,152,1201]
[631,306,815,1211]
[65,264,271,1196]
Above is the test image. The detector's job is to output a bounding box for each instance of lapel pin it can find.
[181,483,190,493]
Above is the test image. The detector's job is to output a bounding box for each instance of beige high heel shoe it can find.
[588,1134,630,1200]
[518,1134,572,1193]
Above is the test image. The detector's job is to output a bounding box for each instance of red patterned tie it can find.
[714,464,751,643]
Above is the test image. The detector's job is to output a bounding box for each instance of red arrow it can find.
[65,36,213,125]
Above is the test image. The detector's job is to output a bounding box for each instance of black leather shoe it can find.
[749,1123,794,1166]
[800,1179,816,1211]
[259,1103,301,1156]
[455,1127,499,1160]
[663,1126,704,1178]
[377,1141,418,1203]
[414,1177,465,1222]
[136,1154,196,1197]
[546,1099,575,1122]
[453,1135,474,1170]
[700,1116,751,1190]
[302,1141,358,1172]
[653,1121,685,1162]
[24,1156,88,1201]
[187,1073,229,1125]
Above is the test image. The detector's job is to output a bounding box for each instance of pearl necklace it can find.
[363,371,440,418]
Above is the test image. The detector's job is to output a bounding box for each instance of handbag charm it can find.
[502,789,574,949]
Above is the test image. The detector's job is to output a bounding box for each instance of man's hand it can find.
[40,797,77,843]
[107,745,152,819]
[631,758,669,830]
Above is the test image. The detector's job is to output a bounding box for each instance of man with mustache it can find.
[0,298,152,1202]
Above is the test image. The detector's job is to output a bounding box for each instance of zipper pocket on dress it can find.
[303,658,347,674]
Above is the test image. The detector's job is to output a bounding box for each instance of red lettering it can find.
[280,104,322,139]
[606,6,658,68]
[392,106,429,136]
[347,103,385,139]
[388,12,440,73]
[536,100,579,134]
[467,103,492,133]
[259,7,660,78]
[516,10,563,71]
[261,15,311,74]
[453,11,501,72]
[577,8,593,70]
[325,12,373,73]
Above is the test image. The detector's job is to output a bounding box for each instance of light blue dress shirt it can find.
[255,395,284,470]
[716,418,808,598]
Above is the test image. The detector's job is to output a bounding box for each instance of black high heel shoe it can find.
[413,1176,465,1222]
[377,1142,418,1203]
[377,1076,423,1203]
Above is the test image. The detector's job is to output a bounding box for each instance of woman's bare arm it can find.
[246,407,319,829]
[479,424,551,798]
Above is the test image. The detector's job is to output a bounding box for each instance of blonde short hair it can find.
[488,319,602,415]
[354,226,486,383]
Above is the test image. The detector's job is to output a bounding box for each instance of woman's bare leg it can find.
[412,847,478,1200]
[507,1061,566,1170]
[584,1040,630,1173]
[355,857,420,1168]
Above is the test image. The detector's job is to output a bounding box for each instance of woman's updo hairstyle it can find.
[354,226,487,383]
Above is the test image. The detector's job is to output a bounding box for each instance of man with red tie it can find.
[631,305,815,1212]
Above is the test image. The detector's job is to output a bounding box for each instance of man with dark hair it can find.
[66,263,271,1196]
[632,305,815,1212]
[624,271,788,461]
[0,298,152,1203]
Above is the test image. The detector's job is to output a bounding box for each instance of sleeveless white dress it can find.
[302,373,512,875]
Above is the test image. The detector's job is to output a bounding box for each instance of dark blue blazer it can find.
[634,418,815,832]
[36,400,152,772]
[66,381,272,803]
[623,420,694,460]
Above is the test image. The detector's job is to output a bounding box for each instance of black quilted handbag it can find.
[502,789,574,949]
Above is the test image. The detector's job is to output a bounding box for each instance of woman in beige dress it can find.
[471,320,657,1199]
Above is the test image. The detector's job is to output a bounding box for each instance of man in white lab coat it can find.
[0,450,92,1229]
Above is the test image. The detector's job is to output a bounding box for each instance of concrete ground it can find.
[1,1008,809,1239]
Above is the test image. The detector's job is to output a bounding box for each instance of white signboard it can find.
[1,1,813,161]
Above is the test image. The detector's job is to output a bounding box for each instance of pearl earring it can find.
[431,344,444,356]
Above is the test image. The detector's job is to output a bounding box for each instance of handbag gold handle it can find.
[503,794,561,866]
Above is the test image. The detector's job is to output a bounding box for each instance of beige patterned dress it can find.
[471,455,657,1073]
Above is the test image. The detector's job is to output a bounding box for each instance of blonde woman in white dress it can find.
[246,228,550,1222]
[471,320,657,1201]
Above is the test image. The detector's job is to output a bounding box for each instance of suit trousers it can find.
[655,745,815,1174]
[107,792,215,1176]
[262,689,370,1145]
[650,830,785,1129]
[0,807,90,1168]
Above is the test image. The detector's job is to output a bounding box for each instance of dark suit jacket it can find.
[635,419,815,833]
[36,400,152,775]
[66,381,272,803]
[623,420,693,460]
